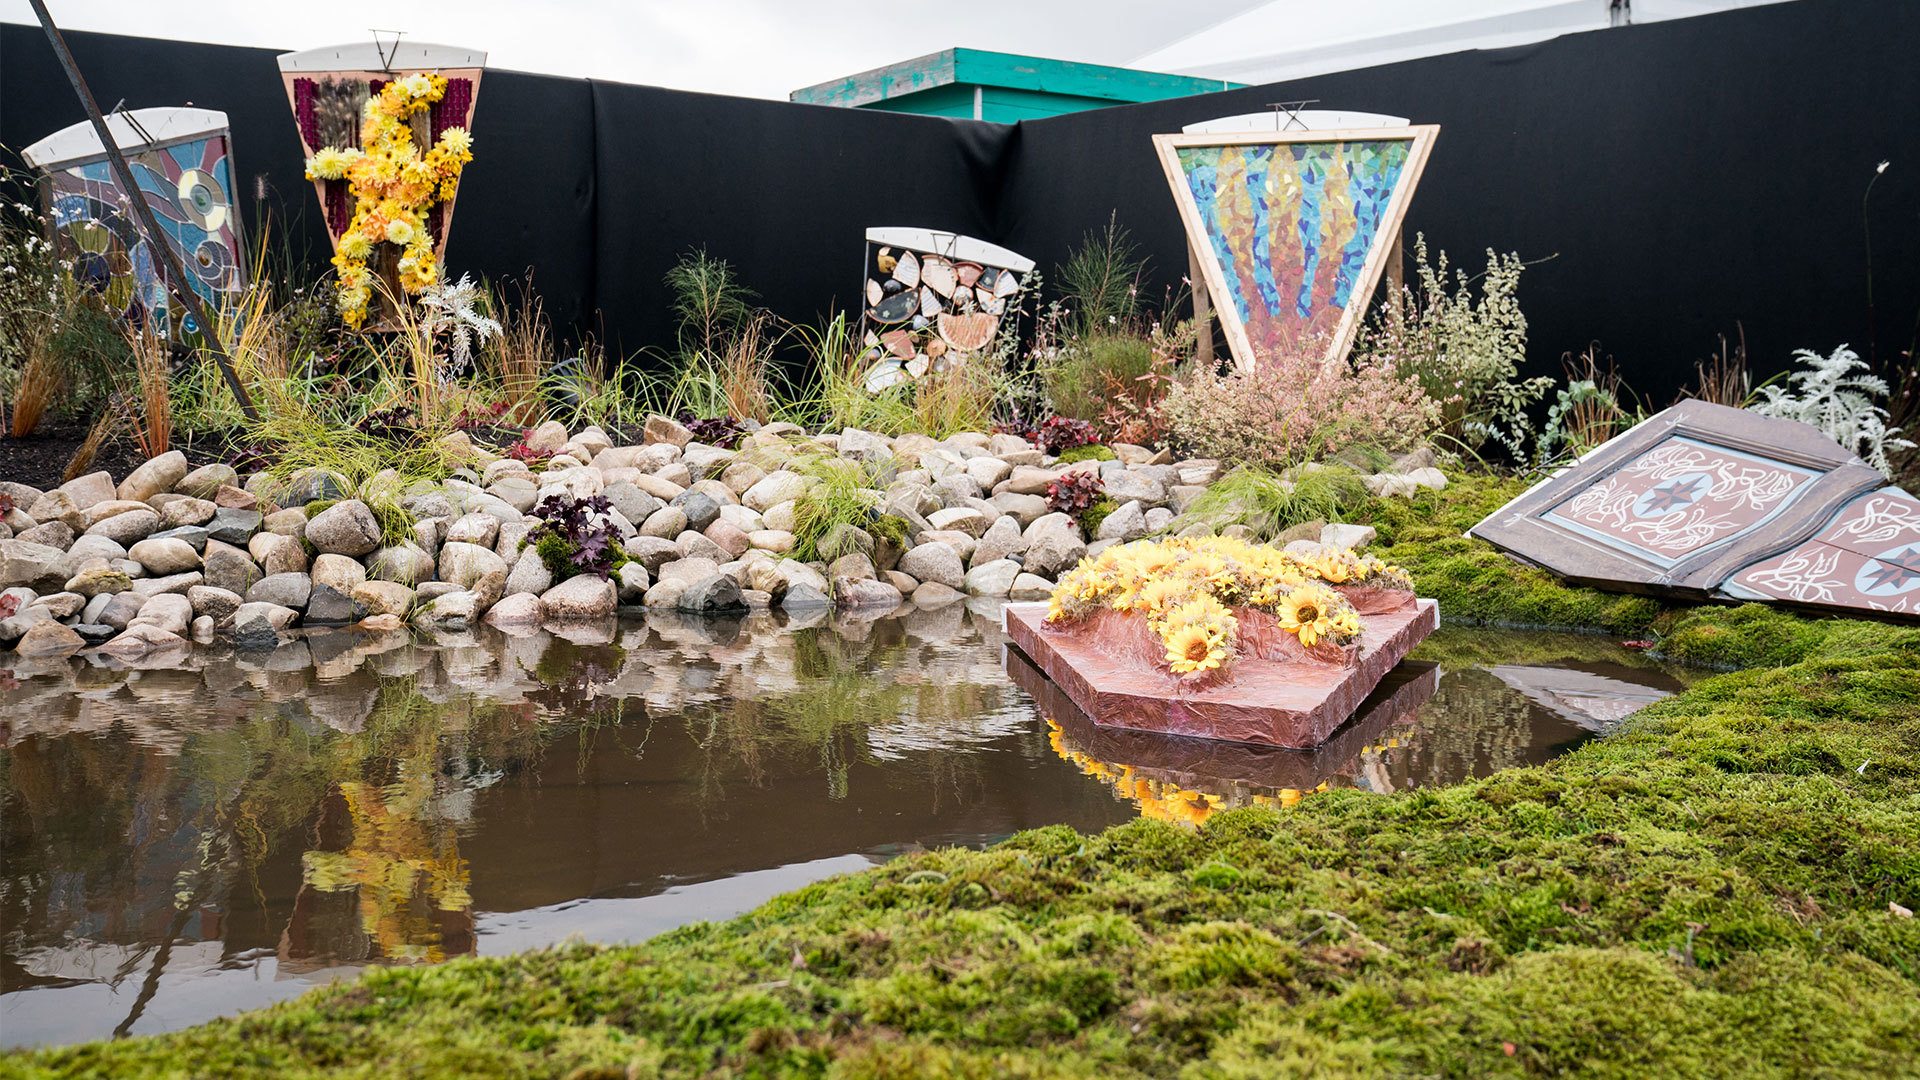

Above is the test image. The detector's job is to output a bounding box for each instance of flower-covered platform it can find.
[1003,595,1439,749]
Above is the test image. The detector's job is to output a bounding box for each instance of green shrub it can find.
[1177,465,1370,540]
[1043,333,1153,422]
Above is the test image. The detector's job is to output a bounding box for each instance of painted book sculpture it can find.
[21,108,245,343]
[1152,123,1436,373]
[859,227,1033,394]
[278,40,484,327]
[1470,399,1920,620]
[1003,537,1438,749]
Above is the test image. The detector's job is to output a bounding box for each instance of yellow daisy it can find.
[1278,586,1337,648]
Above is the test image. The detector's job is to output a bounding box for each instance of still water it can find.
[0,604,1696,1046]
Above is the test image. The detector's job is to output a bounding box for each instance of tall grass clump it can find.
[658,248,777,422]
[123,324,173,458]
[788,455,909,562]
[786,312,999,439]
[1177,464,1370,539]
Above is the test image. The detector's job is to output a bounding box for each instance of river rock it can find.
[0,540,68,591]
[128,537,201,576]
[1096,500,1148,542]
[352,580,415,617]
[642,414,692,448]
[187,585,242,623]
[129,593,193,636]
[86,508,160,546]
[248,572,313,610]
[131,572,202,598]
[1023,514,1088,577]
[202,540,263,595]
[898,541,966,590]
[483,591,544,627]
[249,532,308,576]
[65,565,133,599]
[231,602,298,647]
[117,451,187,503]
[177,463,238,499]
[25,490,83,532]
[541,575,617,619]
[305,500,382,557]
[678,573,745,612]
[963,558,1022,597]
[367,543,435,585]
[160,497,217,528]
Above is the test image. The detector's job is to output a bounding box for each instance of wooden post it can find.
[28,0,259,422]
[1188,239,1215,370]
[1384,226,1405,320]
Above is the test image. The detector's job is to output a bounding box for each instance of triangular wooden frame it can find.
[1152,125,1438,373]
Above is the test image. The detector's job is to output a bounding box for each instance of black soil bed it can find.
[0,420,224,491]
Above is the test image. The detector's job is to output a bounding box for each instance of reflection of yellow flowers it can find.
[305,73,473,327]
[1047,535,1395,677]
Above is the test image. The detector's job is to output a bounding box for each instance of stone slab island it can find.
[1003,595,1439,750]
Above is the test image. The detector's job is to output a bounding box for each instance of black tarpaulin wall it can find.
[4,0,1917,404]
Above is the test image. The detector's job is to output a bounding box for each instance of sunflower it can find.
[1278,586,1338,648]
[1163,623,1228,675]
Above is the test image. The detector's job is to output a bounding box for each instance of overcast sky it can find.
[1,0,1272,99]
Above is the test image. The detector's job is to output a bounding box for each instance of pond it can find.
[0,606,1699,1047]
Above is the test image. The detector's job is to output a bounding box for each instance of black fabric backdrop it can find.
[4,0,1917,403]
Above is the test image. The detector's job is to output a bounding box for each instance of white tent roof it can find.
[1131,0,1800,86]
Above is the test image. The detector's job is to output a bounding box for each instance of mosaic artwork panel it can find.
[1726,487,1920,615]
[44,135,242,340]
[1175,139,1410,362]
[1543,435,1818,566]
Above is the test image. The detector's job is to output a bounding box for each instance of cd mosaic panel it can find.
[1542,436,1818,567]
[44,135,242,341]
[858,240,1027,395]
[1175,138,1411,363]
[1725,487,1920,615]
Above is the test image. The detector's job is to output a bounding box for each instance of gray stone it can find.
[249,532,308,576]
[1010,573,1055,601]
[1096,500,1149,542]
[31,591,84,619]
[187,585,242,623]
[926,507,990,538]
[897,541,966,590]
[971,515,1027,567]
[25,489,84,532]
[742,470,807,513]
[305,500,383,557]
[16,521,74,550]
[231,602,299,647]
[988,491,1051,527]
[131,572,202,598]
[117,450,188,502]
[367,543,436,585]
[779,582,831,611]
[71,623,116,644]
[483,592,544,627]
[911,581,962,607]
[541,575,617,619]
[1022,513,1088,577]
[836,577,903,610]
[1103,470,1167,506]
[96,591,145,631]
[207,508,262,545]
[305,584,366,626]
[177,463,238,499]
[621,535,681,573]
[677,573,745,612]
[352,580,415,617]
[148,525,211,551]
[129,593,193,636]
[0,540,69,592]
[505,548,554,597]
[95,623,187,659]
[85,509,160,546]
[615,561,651,604]
[1320,522,1378,551]
[671,490,721,531]
[59,471,118,512]
[128,537,201,576]
[603,481,664,527]
[963,558,1021,597]
[202,539,263,595]
[311,553,366,594]
[444,512,500,548]
[248,572,313,609]
[281,468,348,506]
[677,530,730,563]
[160,497,217,528]
[641,505,689,539]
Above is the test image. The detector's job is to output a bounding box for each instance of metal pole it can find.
[28,0,260,422]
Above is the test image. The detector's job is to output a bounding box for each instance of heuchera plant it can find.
[1046,470,1104,516]
[505,433,551,465]
[528,493,621,579]
[677,412,744,449]
[1037,416,1099,455]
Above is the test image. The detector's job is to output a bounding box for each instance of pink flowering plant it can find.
[1163,351,1439,469]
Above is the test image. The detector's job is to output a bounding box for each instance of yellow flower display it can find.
[1046,535,1409,679]
[303,73,475,327]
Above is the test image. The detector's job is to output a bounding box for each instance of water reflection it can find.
[0,613,1695,1046]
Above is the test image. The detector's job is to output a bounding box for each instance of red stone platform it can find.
[1002,597,1439,749]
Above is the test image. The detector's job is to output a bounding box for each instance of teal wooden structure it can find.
[790,48,1241,123]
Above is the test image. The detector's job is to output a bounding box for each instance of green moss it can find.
[1078,496,1118,536]
[300,498,336,519]
[533,531,583,582]
[12,467,1920,1078]
[1057,444,1117,465]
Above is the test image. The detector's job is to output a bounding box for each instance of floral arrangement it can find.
[305,73,475,328]
[1046,536,1411,679]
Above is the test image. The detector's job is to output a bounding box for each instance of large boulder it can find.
[58,471,118,512]
[963,558,1022,597]
[438,542,508,591]
[677,573,745,613]
[742,471,807,514]
[247,572,313,610]
[128,537,201,576]
[897,541,966,590]
[305,500,383,557]
[541,575,616,620]
[85,508,161,547]
[116,451,188,503]
[1023,513,1088,578]
[0,540,69,592]
[366,543,435,585]
[201,539,264,596]
[352,580,415,618]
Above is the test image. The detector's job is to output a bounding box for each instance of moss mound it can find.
[8,471,1918,1078]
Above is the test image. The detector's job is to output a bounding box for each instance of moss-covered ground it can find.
[7,473,1918,1078]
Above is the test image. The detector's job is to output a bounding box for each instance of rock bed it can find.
[0,416,1446,661]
